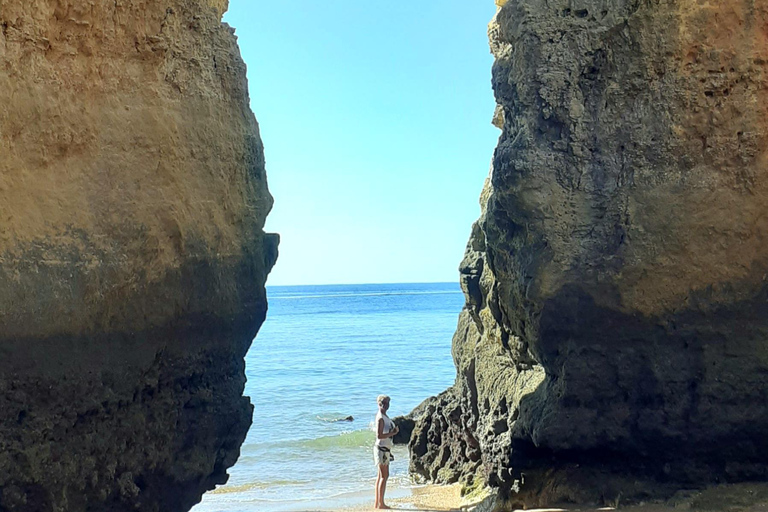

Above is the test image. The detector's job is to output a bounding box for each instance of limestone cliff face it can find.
[0,1,277,511]
[411,0,768,506]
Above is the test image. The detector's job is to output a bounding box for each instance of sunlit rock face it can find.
[0,1,277,510]
[410,0,768,506]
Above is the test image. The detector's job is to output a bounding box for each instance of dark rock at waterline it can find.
[392,417,414,445]
[409,0,768,507]
[0,1,276,511]
[393,396,432,445]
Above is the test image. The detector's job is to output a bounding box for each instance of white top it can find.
[374,411,394,448]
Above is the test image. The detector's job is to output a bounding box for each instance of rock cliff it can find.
[410,0,768,506]
[0,1,277,511]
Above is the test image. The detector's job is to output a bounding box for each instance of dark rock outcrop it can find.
[0,1,276,511]
[411,0,768,507]
[392,398,433,445]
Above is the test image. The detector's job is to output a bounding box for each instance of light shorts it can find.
[373,445,392,466]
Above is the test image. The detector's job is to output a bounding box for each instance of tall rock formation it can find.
[410,0,768,506]
[0,1,277,511]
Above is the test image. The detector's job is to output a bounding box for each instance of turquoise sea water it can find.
[192,282,464,512]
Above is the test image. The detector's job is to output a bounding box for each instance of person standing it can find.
[374,394,399,509]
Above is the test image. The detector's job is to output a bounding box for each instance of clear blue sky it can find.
[224,2,499,286]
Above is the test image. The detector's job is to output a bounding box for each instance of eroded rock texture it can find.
[411,0,768,506]
[0,1,276,511]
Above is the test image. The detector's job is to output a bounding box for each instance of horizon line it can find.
[266,280,460,288]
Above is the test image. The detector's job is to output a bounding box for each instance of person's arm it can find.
[377,418,399,440]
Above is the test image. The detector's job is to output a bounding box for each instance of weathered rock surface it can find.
[0,1,276,511]
[411,0,768,507]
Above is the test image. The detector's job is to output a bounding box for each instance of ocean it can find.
[192,282,464,512]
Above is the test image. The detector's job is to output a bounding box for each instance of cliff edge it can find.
[411,0,768,507]
[0,1,277,511]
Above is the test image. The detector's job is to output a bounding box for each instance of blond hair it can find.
[377,394,390,405]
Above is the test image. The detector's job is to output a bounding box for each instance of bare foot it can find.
[376,504,391,509]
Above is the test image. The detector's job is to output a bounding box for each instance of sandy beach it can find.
[325,483,465,512]
[387,483,467,511]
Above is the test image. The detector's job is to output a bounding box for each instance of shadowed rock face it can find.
[0,1,277,511]
[411,0,768,506]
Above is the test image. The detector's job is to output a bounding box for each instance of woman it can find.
[374,394,399,509]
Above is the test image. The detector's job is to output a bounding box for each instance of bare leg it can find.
[376,464,390,509]
[375,467,382,508]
